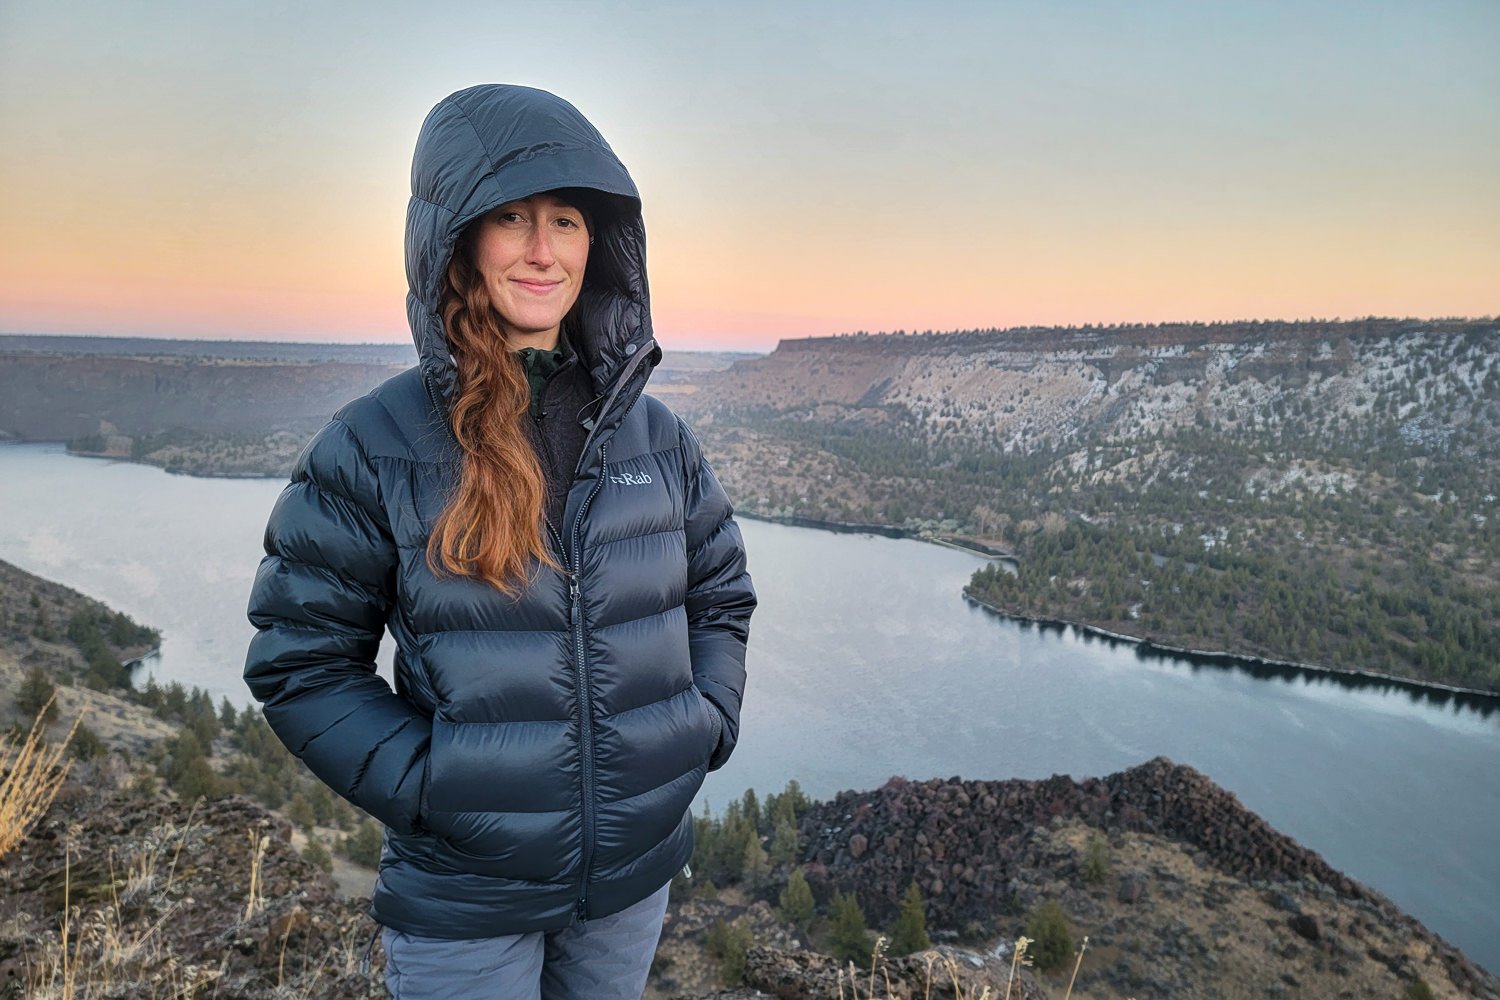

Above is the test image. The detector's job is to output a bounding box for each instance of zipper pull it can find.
[569,573,580,625]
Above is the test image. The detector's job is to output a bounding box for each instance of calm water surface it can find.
[1,442,1495,972]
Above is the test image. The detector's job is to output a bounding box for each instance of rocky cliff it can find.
[772,760,1495,999]
[0,352,407,443]
[672,317,1500,694]
[678,318,1495,456]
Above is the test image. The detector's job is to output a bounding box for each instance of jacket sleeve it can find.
[677,414,756,771]
[243,414,430,834]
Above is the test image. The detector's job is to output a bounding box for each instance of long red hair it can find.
[424,220,569,597]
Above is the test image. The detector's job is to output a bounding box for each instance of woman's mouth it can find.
[513,279,560,295]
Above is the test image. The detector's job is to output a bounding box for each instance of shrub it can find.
[159,730,225,800]
[705,918,753,986]
[302,835,334,873]
[70,723,106,761]
[128,768,158,798]
[340,819,384,868]
[1081,832,1110,885]
[15,667,58,724]
[1024,899,1073,972]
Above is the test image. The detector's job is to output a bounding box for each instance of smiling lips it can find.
[513,279,561,295]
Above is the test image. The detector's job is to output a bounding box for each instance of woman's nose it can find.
[524,225,556,266]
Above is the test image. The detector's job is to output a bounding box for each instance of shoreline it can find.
[63,446,285,480]
[17,454,1495,704]
[961,589,1500,706]
[735,507,1498,706]
[736,508,1016,559]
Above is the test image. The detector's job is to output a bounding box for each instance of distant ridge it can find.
[776,314,1497,352]
[0,333,419,365]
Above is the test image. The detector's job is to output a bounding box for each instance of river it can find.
[1,442,1495,972]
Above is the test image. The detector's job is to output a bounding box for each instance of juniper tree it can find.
[778,868,815,931]
[1025,899,1073,972]
[827,889,872,966]
[889,881,931,955]
[16,666,58,724]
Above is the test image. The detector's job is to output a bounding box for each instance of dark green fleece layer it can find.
[516,345,566,419]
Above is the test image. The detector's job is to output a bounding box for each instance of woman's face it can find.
[470,192,590,350]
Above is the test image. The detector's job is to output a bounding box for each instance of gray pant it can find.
[380,880,671,1000]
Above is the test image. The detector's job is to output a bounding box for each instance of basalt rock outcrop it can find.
[782,758,1496,999]
[798,758,1360,925]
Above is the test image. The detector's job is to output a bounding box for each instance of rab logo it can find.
[609,471,653,486]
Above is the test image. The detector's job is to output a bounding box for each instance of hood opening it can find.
[405,85,658,413]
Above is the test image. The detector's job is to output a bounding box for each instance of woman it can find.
[243,84,755,999]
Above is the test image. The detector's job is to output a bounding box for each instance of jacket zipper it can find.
[423,369,461,447]
[572,341,656,475]
[566,440,608,925]
[428,358,635,926]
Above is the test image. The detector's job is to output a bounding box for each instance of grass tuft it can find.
[0,694,82,858]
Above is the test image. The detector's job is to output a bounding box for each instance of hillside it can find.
[2,563,1493,998]
[673,317,1500,692]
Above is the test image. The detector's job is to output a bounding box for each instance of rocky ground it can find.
[764,763,1497,1000]
[4,735,1494,998]
[2,560,1495,998]
[0,779,383,999]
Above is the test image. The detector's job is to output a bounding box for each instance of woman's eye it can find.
[556,216,582,229]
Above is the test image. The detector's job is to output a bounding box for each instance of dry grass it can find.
[0,693,82,858]
[22,805,370,999]
[830,931,1119,1000]
[27,807,225,999]
[244,826,269,922]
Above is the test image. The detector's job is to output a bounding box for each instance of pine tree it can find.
[826,889,871,966]
[769,815,799,866]
[888,881,931,955]
[778,868,815,931]
[742,831,770,893]
[288,794,316,832]
[741,787,762,834]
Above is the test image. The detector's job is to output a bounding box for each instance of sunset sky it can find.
[1,1,1495,352]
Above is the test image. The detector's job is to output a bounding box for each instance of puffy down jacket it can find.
[243,84,755,939]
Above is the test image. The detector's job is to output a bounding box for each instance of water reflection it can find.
[981,600,1498,720]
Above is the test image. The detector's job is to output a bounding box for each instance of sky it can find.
[0,0,1496,352]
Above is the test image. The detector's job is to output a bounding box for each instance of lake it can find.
[1,441,1495,973]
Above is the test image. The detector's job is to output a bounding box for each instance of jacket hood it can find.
[405,84,661,426]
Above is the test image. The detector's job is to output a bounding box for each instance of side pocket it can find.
[415,750,433,835]
[696,687,723,763]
